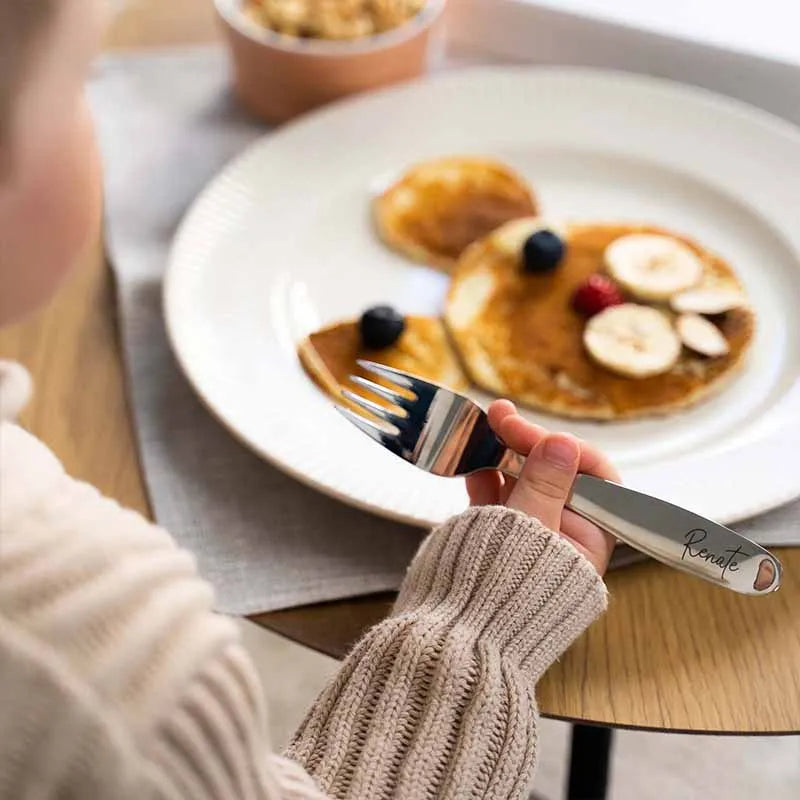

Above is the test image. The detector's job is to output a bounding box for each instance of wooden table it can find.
[2,6,798,784]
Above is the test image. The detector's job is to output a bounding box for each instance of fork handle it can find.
[497,448,526,478]
[496,449,781,595]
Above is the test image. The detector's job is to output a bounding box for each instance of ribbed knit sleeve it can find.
[288,506,607,799]
[0,422,323,800]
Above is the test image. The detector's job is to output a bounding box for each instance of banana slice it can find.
[605,234,703,301]
[670,287,745,315]
[584,303,681,378]
[492,217,566,258]
[676,313,730,357]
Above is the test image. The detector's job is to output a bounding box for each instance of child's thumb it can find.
[506,433,580,531]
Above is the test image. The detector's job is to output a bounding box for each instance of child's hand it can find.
[466,400,619,576]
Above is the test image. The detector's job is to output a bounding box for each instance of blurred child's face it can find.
[0,0,103,325]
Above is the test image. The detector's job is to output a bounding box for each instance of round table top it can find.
[1,0,797,737]
[253,557,800,734]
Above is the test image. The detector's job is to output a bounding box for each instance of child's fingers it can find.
[499,412,620,483]
[466,470,504,506]
[497,412,548,456]
[487,399,517,435]
[506,433,581,531]
[484,402,618,573]
[573,438,622,483]
[487,402,620,526]
[490,403,540,505]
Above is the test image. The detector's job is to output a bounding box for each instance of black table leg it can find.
[566,724,614,800]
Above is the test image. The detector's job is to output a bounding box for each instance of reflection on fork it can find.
[338,360,509,478]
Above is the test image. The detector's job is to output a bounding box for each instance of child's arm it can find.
[0,410,612,800]
[287,402,615,798]
[287,506,606,798]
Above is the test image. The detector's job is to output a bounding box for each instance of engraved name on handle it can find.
[681,528,747,581]
[563,474,781,595]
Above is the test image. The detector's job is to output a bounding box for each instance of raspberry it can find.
[572,275,625,317]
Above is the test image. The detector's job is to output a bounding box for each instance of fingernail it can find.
[543,436,578,468]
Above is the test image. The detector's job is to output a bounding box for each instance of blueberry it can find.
[359,305,406,349]
[523,229,566,273]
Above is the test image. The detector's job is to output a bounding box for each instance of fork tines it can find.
[348,375,409,411]
[340,389,406,431]
[336,405,399,447]
[356,360,418,391]
[335,360,425,447]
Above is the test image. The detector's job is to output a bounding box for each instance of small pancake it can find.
[445,222,755,420]
[374,156,538,272]
[299,315,469,413]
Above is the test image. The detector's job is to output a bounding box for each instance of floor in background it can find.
[238,621,800,799]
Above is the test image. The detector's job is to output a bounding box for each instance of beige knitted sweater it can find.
[0,421,607,799]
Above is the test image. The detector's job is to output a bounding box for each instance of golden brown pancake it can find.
[444,222,755,420]
[299,315,469,413]
[374,156,538,272]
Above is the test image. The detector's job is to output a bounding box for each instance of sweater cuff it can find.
[394,506,608,678]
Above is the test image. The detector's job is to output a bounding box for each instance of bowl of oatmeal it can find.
[215,0,447,122]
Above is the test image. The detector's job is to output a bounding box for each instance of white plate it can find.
[165,67,800,528]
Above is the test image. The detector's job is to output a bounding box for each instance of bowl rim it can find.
[214,0,447,56]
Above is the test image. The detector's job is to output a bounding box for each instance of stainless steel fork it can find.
[338,360,782,596]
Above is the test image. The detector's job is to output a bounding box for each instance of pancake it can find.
[444,222,755,420]
[299,315,469,413]
[374,156,538,272]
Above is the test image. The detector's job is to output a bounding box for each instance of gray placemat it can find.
[89,46,798,615]
[90,48,427,616]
